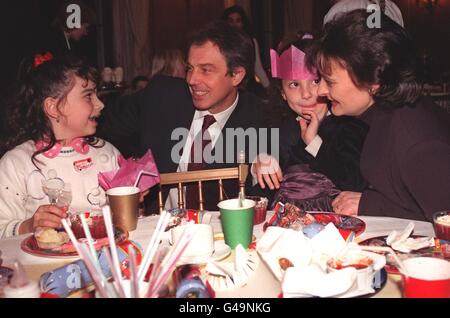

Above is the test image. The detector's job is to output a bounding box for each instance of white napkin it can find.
[310,223,347,271]
[205,244,257,291]
[387,222,435,253]
[257,227,313,281]
[282,264,357,298]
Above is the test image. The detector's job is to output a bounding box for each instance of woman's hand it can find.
[299,107,328,146]
[253,154,283,190]
[332,192,362,216]
[19,205,68,234]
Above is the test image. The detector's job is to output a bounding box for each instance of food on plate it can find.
[278,257,294,270]
[35,228,70,250]
[327,255,374,270]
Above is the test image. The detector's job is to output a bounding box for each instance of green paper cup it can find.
[218,199,255,249]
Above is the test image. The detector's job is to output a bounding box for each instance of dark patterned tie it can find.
[185,115,216,209]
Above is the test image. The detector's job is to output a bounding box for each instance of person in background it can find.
[48,0,97,57]
[0,55,123,238]
[310,10,450,221]
[222,5,271,93]
[323,0,404,27]
[252,33,368,211]
[149,49,186,79]
[131,76,150,93]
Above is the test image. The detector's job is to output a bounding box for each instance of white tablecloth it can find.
[0,212,435,266]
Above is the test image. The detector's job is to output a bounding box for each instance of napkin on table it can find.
[386,222,435,253]
[205,245,258,291]
[98,149,160,192]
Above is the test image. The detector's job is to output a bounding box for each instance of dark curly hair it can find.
[1,54,103,166]
[308,9,423,108]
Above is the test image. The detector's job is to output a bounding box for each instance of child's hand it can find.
[20,205,68,234]
[252,154,283,190]
[299,105,328,146]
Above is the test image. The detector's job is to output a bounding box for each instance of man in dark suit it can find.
[98,21,275,212]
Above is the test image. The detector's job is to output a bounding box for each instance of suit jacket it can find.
[98,75,272,212]
[278,114,369,192]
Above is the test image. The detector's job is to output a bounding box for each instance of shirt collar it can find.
[194,93,239,129]
[35,137,89,158]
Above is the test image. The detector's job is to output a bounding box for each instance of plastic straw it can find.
[137,211,171,282]
[128,246,139,298]
[102,247,126,298]
[133,170,159,188]
[102,206,126,294]
[149,228,193,298]
[78,244,111,298]
[79,215,100,268]
[61,219,109,298]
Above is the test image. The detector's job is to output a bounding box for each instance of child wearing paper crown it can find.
[0,54,123,238]
[253,34,368,211]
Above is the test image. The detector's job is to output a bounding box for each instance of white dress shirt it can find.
[165,94,240,210]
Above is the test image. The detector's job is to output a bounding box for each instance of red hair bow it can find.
[34,52,54,67]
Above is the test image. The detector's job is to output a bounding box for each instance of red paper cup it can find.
[401,257,450,298]
[246,196,268,225]
[69,210,107,240]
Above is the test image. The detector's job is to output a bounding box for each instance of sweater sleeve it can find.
[310,119,368,192]
[399,139,450,221]
[0,153,29,238]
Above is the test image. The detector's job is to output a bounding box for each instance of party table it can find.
[0,212,435,298]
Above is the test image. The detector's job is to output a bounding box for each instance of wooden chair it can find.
[158,164,249,212]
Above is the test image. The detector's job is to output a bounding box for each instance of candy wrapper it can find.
[165,208,208,231]
[98,150,160,192]
[264,202,316,232]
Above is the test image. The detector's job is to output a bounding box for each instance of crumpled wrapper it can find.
[98,150,160,192]
[386,222,435,253]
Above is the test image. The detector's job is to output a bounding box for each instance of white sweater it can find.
[0,139,120,238]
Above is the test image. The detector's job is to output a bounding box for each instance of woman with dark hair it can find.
[309,9,450,221]
[222,5,271,90]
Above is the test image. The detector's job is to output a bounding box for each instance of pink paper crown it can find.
[270,45,318,81]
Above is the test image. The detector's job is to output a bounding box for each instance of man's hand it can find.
[332,192,362,216]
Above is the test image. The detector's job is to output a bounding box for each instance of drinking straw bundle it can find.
[62,207,194,298]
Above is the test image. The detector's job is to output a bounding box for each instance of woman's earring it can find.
[368,88,375,96]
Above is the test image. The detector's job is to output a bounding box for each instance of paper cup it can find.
[170,224,214,264]
[402,257,450,298]
[106,187,140,231]
[218,199,255,249]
